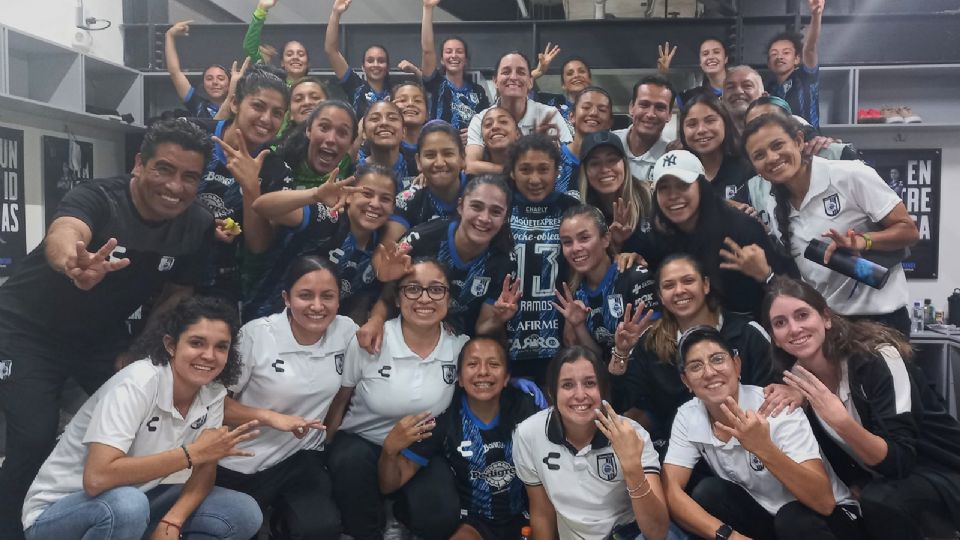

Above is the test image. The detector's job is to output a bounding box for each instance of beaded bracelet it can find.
[180,445,193,469]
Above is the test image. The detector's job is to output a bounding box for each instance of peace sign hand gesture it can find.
[372,240,414,283]
[714,396,774,455]
[615,302,653,353]
[64,238,131,290]
[553,283,590,327]
[783,366,851,429]
[657,41,677,73]
[189,420,261,464]
[491,275,523,323]
[532,42,562,79]
[719,237,772,283]
[211,129,270,192]
[312,168,361,214]
[609,198,635,247]
[534,110,560,142]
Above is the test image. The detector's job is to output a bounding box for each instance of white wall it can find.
[3,0,125,64]
[827,127,960,311]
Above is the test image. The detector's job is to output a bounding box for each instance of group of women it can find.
[18,1,960,539]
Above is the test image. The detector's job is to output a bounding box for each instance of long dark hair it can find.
[279,99,357,170]
[132,296,243,387]
[281,255,340,296]
[504,134,561,192]
[417,120,464,157]
[459,174,514,255]
[679,91,740,159]
[545,346,610,407]
[761,277,913,370]
[645,253,721,364]
[235,64,290,109]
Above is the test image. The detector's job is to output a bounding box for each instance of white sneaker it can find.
[899,106,922,123]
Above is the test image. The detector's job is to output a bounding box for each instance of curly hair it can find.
[131,296,243,388]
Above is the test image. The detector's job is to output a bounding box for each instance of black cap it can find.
[579,130,626,162]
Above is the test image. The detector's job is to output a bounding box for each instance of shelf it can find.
[0,93,145,133]
[84,56,144,125]
[5,28,83,112]
[821,123,960,132]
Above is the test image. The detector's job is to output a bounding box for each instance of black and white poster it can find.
[42,136,93,227]
[0,127,25,276]
[859,149,941,279]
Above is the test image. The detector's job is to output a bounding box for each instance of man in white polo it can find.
[614,75,676,182]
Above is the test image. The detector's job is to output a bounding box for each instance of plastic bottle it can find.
[924,298,935,326]
[803,239,890,289]
[520,525,532,540]
[912,301,925,333]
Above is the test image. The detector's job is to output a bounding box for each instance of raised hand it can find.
[615,252,647,273]
[383,412,436,455]
[312,169,361,214]
[65,238,131,290]
[615,302,653,354]
[188,420,260,464]
[821,228,863,264]
[397,60,420,74]
[759,383,806,418]
[609,198,635,247]
[809,0,825,16]
[783,366,851,428]
[258,0,279,11]
[553,283,590,327]
[532,42,561,78]
[534,109,560,142]
[491,275,522,322]
[423,0,442,7]
[594,400,646,473]
[719,237,772,282]
[373,240,414,283]
[166,20,192,38]
[714,396,773,455]
[211,129,270,192]
[657,41,677,73]
[332,0,353,14]
[356,315,387,354]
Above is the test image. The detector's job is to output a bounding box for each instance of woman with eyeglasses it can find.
[324,258,467,540]
[661,326,862,540]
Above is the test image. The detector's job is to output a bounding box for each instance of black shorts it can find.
[459,514,527,540]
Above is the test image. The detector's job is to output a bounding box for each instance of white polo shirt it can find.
[762,157,909,316]
[22,360,226,530]
[514,408,661,540]
[339,317,468,446]
[665,384,856,515]
[613,128,670,183]
[467,99,573,147]
[220,312,359,474]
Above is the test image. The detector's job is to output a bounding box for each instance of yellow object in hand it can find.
[222,217,242,234]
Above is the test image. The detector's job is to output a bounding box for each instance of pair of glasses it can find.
[683,351,735,378]
[399,284,449,301]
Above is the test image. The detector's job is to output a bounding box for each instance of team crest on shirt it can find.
[607,294,624,319]
[822,193,841,217]
[725,185,738,199]
[441,364,457,384]
[158,256,176,272]
[470,276,491,297]
[190,413,208,430]
[597,452,618,481]
[748,452,765,472]
[335,353,344,375]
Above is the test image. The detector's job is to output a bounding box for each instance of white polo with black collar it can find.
[339,317,468,446]
[220,312,359,474]
[514,408,661,540]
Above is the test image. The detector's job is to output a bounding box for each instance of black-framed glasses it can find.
[683,350,737,378]
[399,283,449,301]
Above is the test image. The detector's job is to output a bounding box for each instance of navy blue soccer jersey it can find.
[338,69,389,120]
[404,389,539,524]
[394,172,467,230]
[399,218,515,334]
[533,91,573,134]
[556,144,581,198]
[357,141,419,192]
[423,69,490,131]
[768,65,820,128]
[244,204,380,320]
[574,263,660,351]
[183,86,220,119]
[507,192,579,375]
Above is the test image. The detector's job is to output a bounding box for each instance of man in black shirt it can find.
[0,119,215,539]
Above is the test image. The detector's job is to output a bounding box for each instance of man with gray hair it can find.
[723,65,766,133]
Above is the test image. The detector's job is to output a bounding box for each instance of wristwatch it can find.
[715,524,733,540]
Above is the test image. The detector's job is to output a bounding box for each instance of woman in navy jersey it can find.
[248,163,397,323]
[217,257,357,539]
[556,86,614,197]
[164,20,228,118]
[532,56,594,133]
[379,336,539,540]
[325,0,390,119]
[357,101,419,191]
[504,134,579,383]
[419,0,490,132]
[392,81,430,158]
[555,205,658,374]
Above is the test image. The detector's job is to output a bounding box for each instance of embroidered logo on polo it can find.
[272,359,285,373]
[0,360,11,380]
[442,364,457,384]
[748,452,765,472]
[543,452,561,470]
[378,365,392,378]
[597,452,618,481]
[335,354,344,375]
[470,460,515,490]
[147,416,160,432]
[823,193,841,217]
[190,413,208,430]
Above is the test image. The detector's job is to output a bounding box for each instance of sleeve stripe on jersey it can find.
[401,448,429,467]
[879,347,913,415]
[748,320,771,342]
[643,466,661,474]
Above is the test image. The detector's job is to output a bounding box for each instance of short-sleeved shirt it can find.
[404,389,539,524]
[0,176,212,348]
[613,129,669,182]
[423,69,490,131]
[394,172,467,230]
[467,100,573,149]
[665,384,856,515]
[22,361,226,529]
[574,263,659,352]
[768,65,820,128]
[340,317,469,445]
[244,204,382,320]
[357,141,419,192]
[514,408,661,540]
[507,192,579,376]
[221,313,359,474]
[398,219,515,334]
[556,144,581,198]
[339,69,390,120]
[183,86,220,119]
[762,157,908,316]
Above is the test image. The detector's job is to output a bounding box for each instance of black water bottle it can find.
[948,289,960,326]
[803,239,891,290]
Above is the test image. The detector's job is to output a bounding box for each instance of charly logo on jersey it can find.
[147,416,160,432]
[441,364,457,384]
[822,193,841,217]
[748,452,765,472]
[378,365,392,378]
[470,460,516,490]
[198,193,230,218]
[158,256,176,272]
[597,452,618,481]
[457,440,473,458]
[543,452,561,471]
[190,413,208,430]
[470,276,491,297]
[272,359,286,373]
[607,294,624,319]
[335,353,344,375]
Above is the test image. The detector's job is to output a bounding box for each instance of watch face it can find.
[716,524,733,540]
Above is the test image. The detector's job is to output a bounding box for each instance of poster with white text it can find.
[0,127,25,276]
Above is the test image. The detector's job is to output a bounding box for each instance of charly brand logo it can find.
[158,256,176,272]
[147,416,160,432]
[748,452,765,472]
[542,452,561,471]
[272,359,285,373]
[458,440,473,458]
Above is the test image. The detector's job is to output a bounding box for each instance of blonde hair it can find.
[577,156,652,233]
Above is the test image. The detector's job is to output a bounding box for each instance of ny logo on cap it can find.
[662,154,678,167]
